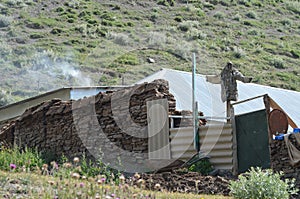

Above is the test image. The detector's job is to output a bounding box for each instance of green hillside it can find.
[0,0,299,105]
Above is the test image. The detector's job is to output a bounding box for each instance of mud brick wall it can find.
[270,133,300,188]
[0,79,176,166]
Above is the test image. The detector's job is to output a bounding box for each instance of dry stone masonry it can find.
[0,79,176,171]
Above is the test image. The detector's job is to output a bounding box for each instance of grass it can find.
[0,170,232,198]
[0,0,300,104]
[0,147,232,199]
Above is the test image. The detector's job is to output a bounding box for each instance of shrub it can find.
[269,57,285,69]
[243,20,253,26]
[213,11,225,19]
[230,167,298,199]
[30,33,44,39]
[285,1,300,14]
[203,2,215,10]
[50,28,64,34]
[157,0,175,6]
[233,14,241,21]
[280,19,292,26]
[232,46,246,58]
[116,53,139,65]
[245,11,257,19]
[0,15,12,28]
[247,29,259,36]
[109,32,131,46]
[188,158,213,175]
[178,21,197,32]
[147,31,167,48]
[56,7,64,12]
[291,50,300,59]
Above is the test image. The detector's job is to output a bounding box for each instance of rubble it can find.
[270,133,300,188]
[128,170,231,196]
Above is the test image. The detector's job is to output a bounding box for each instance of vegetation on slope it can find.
[0,0,299,104]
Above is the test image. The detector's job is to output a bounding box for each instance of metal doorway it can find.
[235,109,271,173]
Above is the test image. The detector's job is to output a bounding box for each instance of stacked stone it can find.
[171,110,206,128]
[0,79,176,166]
[270,133,300,188]
[0,120,15,148]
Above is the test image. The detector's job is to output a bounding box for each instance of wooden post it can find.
[263,95,272,143]
[231,105,238,175]
[227,100,231,123]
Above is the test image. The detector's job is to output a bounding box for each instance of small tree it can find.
[230,167,298,199]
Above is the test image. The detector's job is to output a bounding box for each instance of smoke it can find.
[60,64,92,86]
[25,50,93,92]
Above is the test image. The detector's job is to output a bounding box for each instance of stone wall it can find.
[0,79,177,172]
[270,134,300,188]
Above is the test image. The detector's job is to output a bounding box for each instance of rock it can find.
[147,57,155,63]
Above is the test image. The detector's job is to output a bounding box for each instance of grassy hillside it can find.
[0,0,299,105]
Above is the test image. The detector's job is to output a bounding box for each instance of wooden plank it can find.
[263,95,273,144]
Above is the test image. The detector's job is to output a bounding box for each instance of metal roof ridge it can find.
[162,68,300,94]
[0,86,128,111]
[0,87,71,111]
[160,68,206,77]
[245,82,300,95]
[69,85,127,89]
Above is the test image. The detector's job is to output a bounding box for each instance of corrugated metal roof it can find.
[137,68,300,127]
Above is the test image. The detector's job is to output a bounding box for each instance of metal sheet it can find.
[147,99,171,160]
[235,109,270,173]
[137,68,300,127]
[170,120,233,170]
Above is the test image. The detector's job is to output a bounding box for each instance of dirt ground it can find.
[127,170,232,196]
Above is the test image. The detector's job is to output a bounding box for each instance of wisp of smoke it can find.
[28,50,92,91]
[61,64,92,86]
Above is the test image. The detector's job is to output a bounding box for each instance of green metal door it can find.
[235,109,270,173]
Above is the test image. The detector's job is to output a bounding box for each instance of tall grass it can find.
[0,146,44,171]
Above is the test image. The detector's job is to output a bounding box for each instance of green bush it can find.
[188,158,213,175]
[230,167,298,199]
[245,11,257,19]
[269,57,285,69]
[157,0,175,6]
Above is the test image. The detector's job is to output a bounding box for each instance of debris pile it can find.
[270,133,300,188]
[128,170,231,196]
